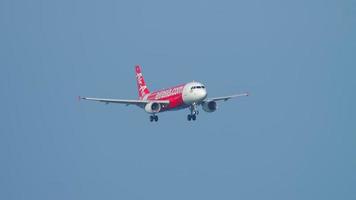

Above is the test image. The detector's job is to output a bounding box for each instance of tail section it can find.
[135,65,150,99]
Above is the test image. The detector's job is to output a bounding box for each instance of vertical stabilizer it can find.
[135,65,150,99]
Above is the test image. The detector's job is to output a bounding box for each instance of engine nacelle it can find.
[145,102,161,113]
[202,101,217,113]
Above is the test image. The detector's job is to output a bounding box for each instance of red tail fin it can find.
[135,65,150,99]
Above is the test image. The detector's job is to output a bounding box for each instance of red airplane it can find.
[81,65,248,122]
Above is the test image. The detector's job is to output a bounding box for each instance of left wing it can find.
[80,97,170,106]
[204,92,249,102]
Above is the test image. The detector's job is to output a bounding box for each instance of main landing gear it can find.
[187,103,199,121]
[150,115,158,122]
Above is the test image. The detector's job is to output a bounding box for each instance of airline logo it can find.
[136,72,147,97]
[135,65,149,98]
[152,85,184,100]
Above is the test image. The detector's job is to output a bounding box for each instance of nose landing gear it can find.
[187,103,199,121]
[187,114,196,121]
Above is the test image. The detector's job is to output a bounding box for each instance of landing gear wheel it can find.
[150,115,159,122]
[187,114,196,121]
[187,115,192,121]
[187,103,199,122]
[150,115,158,122]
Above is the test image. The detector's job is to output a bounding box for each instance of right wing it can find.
[80,97,170,106]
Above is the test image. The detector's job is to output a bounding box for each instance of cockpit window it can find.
[191,86,205,90]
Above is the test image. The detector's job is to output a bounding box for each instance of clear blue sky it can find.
[1,0,355,199]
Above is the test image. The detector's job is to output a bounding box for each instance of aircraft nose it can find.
[200,89,208,100]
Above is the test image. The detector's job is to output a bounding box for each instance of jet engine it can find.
[202,101,217,113]
[145,102,161,113]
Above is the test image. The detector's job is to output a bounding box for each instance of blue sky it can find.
[1,0,355,199]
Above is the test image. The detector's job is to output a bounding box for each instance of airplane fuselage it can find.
[143,82,208,112]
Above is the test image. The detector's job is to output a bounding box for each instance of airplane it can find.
[80,65,249,122]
